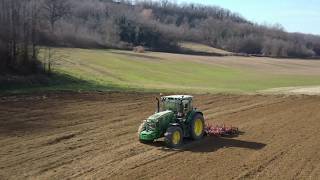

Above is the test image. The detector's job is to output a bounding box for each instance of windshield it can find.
[160,98,192,113]
[161,101,177,111]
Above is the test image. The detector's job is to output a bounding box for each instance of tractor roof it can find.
[162,95,193,100]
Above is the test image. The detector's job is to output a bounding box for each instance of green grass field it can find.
[3,47,320,94]
[179,42,232,55]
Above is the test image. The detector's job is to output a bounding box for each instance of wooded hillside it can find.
[1,0,320,74]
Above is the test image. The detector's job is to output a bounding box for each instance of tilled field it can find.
[0,92,320,179]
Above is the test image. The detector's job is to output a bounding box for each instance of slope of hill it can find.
[3,48,316,94]
[50,0,320,58]
[179,42,233,56]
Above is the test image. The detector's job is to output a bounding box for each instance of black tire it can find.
[190,113,205,140]
[164,126,183,148]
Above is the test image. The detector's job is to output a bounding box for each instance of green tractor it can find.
[138,95,205,148]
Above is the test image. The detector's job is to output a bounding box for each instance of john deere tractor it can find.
[138,95,205,148]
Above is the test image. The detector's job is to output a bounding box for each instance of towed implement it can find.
[138,95,205,148]
[205,123,239,137]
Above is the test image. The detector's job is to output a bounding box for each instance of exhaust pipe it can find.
[156,97,160,112]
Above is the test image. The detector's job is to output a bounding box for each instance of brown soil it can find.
[0,92,320,179]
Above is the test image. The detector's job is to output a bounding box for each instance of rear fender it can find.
[183,110,203,137]
[186,110,203,124]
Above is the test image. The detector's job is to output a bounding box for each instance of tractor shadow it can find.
[181,136,266,153]
[150,132,266,153]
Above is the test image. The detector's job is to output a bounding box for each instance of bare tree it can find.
[43,0,71,32]
[0,0,42,74]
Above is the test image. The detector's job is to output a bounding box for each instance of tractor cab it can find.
[160,95,193,117]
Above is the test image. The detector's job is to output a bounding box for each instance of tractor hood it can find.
[140,110,174,141]
[146,110,173,123]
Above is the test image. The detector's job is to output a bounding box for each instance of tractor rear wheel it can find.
[165,126,183,148]
[190,113,205,140]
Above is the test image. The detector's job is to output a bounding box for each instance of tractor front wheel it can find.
[190,113,205,140]
[165,126,183,148]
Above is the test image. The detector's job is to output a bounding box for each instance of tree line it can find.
[1,0,320,74]
[0,0,40,74]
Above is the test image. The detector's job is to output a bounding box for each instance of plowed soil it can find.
[0,92,320,179]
